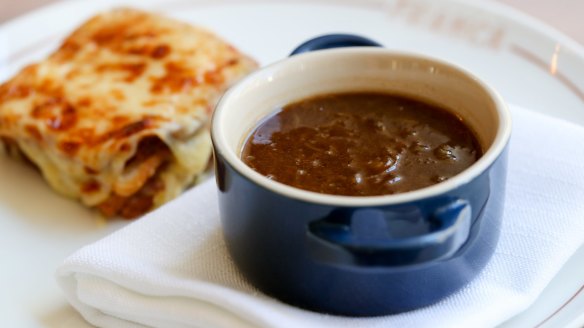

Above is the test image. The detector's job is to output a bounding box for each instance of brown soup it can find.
[241,92,482,196]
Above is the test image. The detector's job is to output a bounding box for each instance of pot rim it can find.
[211,48,511,207]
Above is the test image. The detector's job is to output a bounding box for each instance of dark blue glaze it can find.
[213,34,507,316]
[290,34,382,55]
[214,145,507,316]
[307,198,472,267]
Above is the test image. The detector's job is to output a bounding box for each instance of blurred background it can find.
[0,0,582,44]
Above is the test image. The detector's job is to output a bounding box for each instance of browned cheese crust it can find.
[0,8,257,218]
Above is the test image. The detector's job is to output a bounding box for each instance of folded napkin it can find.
[57,105,584,328]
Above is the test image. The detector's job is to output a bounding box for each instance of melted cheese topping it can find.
[0,8,257,217]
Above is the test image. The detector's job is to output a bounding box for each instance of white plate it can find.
[0,0,583,327]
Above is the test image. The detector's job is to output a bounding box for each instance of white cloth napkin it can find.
[57,105,584,328]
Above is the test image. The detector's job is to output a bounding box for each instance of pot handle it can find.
[306,199,472,267]
[290,34,382,56]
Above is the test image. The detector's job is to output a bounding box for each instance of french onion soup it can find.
[241,92,482,196]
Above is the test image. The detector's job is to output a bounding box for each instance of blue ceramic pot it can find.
[211,35,511,316]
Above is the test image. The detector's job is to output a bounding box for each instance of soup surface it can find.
[241,92,482,196]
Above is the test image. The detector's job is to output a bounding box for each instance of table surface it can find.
[0,0,583,45]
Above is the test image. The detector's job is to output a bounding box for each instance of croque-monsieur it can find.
[0,8,257,218]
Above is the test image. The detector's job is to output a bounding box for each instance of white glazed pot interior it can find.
[212,48,511,206]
